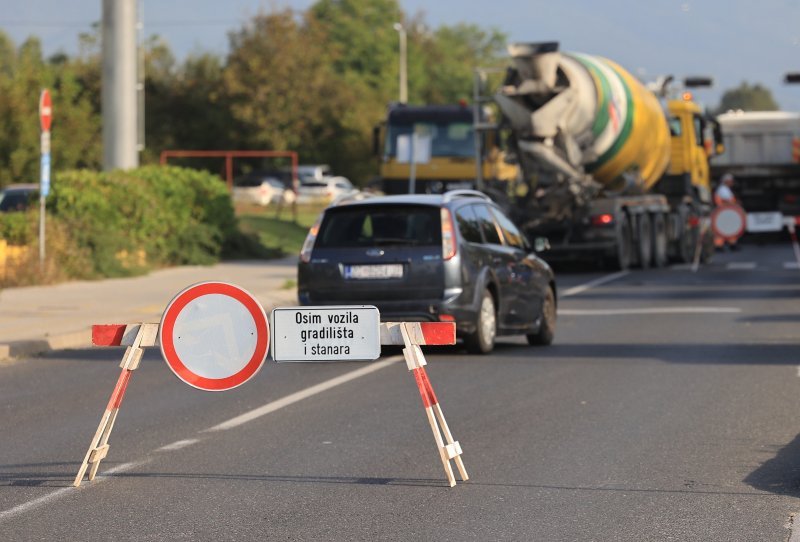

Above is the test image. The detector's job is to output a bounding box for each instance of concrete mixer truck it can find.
[490,42,719,268]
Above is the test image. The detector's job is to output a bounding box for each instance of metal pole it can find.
[393,23,407,104]
[473,69,484,191]
[38,193,45,270]
[102,0,139,170]
[408,133,416,194]
[39,131,50,271]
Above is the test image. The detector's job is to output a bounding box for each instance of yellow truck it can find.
[372,102,517,195]
[490,42,720,268]
[373,42,720,269]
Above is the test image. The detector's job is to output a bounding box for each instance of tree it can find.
[309,0,402,100]
[715,82,780,113]
[417,23,507,104]
[222,10,372,180]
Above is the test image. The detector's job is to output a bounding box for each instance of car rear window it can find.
[316,204,442,248]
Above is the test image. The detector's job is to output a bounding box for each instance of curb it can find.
[0,291,299,362]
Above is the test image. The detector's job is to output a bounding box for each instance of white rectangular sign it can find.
[396,134,432,164]
[746,212,783,233]
[271,306,380,362]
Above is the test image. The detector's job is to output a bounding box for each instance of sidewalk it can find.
[0,256,299,360]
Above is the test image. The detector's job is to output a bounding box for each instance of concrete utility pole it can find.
[393,23,408,104]
[102,0,139,170]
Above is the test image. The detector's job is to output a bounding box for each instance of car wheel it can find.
[527,286,556,346]
[465,290,496,354]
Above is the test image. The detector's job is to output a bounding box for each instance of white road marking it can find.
[560,307,741,316]
[726,262,756,270]
[0,357,405,522]
[157,439,200,452]
[203,357,401,432]
[0,461,144,523]
[561,271,629,298]
[785,262,800,269]
[670,264,694,270]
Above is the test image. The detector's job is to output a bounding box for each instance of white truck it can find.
[710,111,800,233]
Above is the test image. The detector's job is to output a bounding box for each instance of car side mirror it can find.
[533,237,550,253]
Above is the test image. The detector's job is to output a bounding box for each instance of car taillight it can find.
[441,208,457,260]
[591,213,614,226]
[300,216,322,263]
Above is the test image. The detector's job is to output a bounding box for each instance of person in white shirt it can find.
[714,173,736,206]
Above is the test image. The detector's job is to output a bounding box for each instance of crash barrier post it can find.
[73,323,159,487]
[379,322,468,487]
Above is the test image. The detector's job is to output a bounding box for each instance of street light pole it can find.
[393,23,407,104]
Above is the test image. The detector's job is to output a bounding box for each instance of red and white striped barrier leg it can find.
[788,222,800,269]
[74,323,158,486]
[400,322,467,487]
[419,368,468,482]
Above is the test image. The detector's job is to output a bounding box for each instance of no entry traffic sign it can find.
[711,204,746,241]
[159,282,269,391]
[39,89,52,132]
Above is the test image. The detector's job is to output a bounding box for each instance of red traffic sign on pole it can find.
[39,89,52,132]
[711,204,747,241]
[159,282,270,391]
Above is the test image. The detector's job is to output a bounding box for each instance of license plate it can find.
[344,264,403,280]
[746,212,783,233]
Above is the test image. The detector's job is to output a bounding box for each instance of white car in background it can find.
[232,173,296,207]
[296,176,358,204]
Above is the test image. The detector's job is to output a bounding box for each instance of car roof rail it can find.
[330,192,376,207]
[442,189,492,203]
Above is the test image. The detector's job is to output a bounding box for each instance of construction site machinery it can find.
[372,103,517,196]
[491,42,718,268]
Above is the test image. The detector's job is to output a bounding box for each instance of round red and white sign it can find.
[39,89,52,132]
[159,282,269,391]
[711,204,746,241]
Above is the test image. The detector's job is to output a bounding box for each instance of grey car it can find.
[297,190,556,354]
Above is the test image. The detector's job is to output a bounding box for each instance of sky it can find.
[1,0,799,111]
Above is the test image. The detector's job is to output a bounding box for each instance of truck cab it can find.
[666,96,714,203]
[373,103,517,195]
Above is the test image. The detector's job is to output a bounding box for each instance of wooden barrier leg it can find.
[788,223,800,268]
[73,410,112,486]
[400,323,466,487]
[73,326,147,487]
[420,369,468,482]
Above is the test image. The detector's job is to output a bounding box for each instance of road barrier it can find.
[785,216,800,269]
[74,284,467,488]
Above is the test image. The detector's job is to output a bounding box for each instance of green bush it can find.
[0,211,33,245]
[48,165,242,277]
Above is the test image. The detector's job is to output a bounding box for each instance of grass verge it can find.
[235,203,326,258]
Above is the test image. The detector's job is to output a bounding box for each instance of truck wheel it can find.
[651,213,668,268]
[527,286,556,346]
[465,290,496,354]
[637,213,653,269]
[611,214,632,270]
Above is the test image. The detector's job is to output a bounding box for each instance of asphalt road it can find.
[1,242,799,541]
